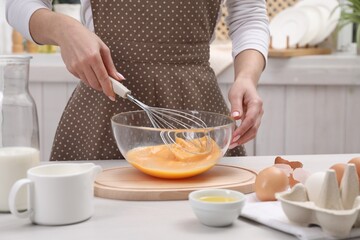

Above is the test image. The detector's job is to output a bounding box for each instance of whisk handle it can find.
[110,77,131,98]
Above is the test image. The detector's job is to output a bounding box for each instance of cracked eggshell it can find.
[274,156,303,170]
[274,156,307,188]
[292,168,310,185]
[289,168,311,188]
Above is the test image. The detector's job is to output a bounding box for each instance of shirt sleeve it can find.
[6,0,52,42]
[225,0,270,64]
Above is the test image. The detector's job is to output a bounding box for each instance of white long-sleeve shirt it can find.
[6,0,269,60]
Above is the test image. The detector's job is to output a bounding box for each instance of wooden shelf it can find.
[269,48,332,58]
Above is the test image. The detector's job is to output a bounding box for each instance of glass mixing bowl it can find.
[111,110,235,179]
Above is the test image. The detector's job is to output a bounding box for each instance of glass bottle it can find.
[0,55,40,212]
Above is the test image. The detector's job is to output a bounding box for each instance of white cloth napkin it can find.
[209,41,233,76]
[240,193,360,240]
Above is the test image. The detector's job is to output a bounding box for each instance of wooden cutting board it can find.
[94,164,257,201]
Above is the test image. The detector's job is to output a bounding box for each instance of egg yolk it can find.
[126,136,221,179]
[198,196,237,203]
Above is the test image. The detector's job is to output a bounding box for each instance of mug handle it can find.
[8,179,33,218]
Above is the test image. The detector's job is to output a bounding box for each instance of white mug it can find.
[9,163,102,225]
[0,147,40,212]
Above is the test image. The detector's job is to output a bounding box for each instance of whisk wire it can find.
[126,93,212,154]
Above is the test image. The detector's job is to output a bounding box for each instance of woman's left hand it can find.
[228,77,264,149]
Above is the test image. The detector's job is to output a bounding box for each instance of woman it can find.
[6,0,269,160]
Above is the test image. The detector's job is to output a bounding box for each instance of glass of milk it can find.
[0,56,40,212]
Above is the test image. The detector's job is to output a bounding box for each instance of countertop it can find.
[1,153,360,240]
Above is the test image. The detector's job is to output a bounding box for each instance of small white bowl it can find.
[189,189,246,227]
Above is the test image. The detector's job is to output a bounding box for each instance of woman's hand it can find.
[29,9,124,101]
[227,49,266,149]
[228,78,263,149]
[58,22,124,101]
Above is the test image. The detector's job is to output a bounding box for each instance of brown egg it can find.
[348,157,360,180]
[330,163,346,186]
[255,166,289,201]
[292,168,310,186]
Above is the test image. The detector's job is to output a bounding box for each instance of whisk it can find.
[110,77,212,155]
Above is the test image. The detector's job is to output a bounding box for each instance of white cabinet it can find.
[28,53,360,161]
[218,53,360,156]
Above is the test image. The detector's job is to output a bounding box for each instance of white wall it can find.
[0,0,12,54]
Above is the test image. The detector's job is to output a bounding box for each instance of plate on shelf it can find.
[295,0,341,46]
[269,7,309,49]
[296,6,324,47]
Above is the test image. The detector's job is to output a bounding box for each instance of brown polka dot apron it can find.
[50,0,246,160]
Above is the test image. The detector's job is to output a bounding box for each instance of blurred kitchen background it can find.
[1,0,360,161]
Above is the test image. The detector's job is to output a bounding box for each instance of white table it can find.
[1,154,359,240]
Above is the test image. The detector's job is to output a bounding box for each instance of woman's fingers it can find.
[77,72,90,88]
[232,99,262,137]
[228,79,264,148]
[234,116,262,145]
[229,102,263,149]
[83,64,102,91]
[91,53,116,100]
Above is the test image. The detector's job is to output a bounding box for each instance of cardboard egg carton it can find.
[276,164,360,239]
